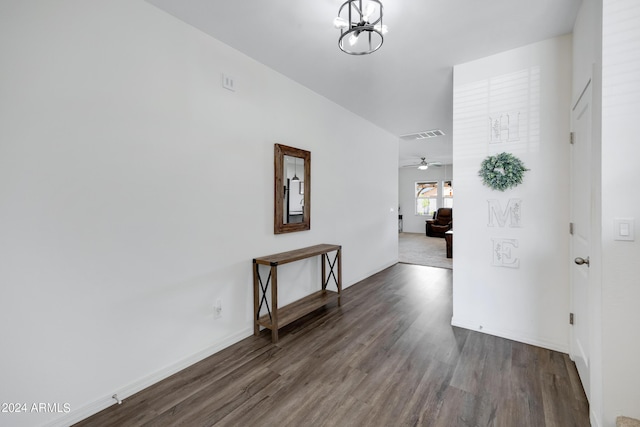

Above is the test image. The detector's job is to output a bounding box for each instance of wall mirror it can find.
[274,144,310,234]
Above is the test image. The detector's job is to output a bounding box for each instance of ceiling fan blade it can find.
[400,156,445,169]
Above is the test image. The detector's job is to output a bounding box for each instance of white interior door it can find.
[570,80,592,399]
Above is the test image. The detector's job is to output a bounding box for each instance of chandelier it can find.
[333,0,387,55]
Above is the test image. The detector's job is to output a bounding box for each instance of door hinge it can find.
[570,132,575,145]
[570,313,574,325]
[570,222,574,235]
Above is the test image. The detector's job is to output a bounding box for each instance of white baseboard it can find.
[46,327,253,427]
[451,317,569,354]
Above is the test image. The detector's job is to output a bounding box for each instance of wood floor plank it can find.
[359,329,451,426]
[430,385,499,427]
[542,372,591,427]
[449,330,489,395]
[494,395,542,427]
[141,356,281,426]
[478,334,513,399]
[75,263,589,427]
[509,365,546,427]
[563,352,589,404]
[319,395,373,427]
[395,358,456,427]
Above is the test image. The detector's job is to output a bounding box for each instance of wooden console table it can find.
[253,244,342,343]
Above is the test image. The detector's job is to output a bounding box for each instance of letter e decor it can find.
[492,238,520,269]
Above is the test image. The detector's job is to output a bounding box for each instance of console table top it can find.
[253,244,341,266]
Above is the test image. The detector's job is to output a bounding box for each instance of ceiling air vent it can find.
[400,129,445,140]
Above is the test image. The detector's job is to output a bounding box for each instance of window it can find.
[416,181,438,216]
[443,181,453,208]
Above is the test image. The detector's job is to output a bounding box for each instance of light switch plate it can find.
[614,218,635,241]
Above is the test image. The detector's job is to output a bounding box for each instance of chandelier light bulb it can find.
[333,16,348,29]
[374,24,388,34]
[362,2,376,21]
[348,33,359,46]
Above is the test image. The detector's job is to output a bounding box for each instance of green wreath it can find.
[479,152,528,191]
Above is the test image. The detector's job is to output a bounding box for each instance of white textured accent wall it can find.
[0,1,398,426]
[452,36,573,352]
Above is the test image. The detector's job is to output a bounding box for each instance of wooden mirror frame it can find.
[274,144,311,234]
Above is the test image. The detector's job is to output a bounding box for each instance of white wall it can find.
[398,165,453,233]
[0,1,399,426]
[452,36,573,352]
[601,0,640,424]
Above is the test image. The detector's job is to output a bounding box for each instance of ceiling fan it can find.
[401,157,442,170]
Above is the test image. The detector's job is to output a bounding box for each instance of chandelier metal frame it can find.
[335,0,385,55]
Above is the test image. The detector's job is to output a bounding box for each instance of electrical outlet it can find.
[221,73,235,92]
[214,299,222,319]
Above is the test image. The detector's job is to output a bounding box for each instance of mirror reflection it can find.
[274,144,310,234]
[284,155,305,224]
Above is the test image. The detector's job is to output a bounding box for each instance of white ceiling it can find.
[147,0,581,166]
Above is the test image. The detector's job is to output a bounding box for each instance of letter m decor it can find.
[487,199,522,228]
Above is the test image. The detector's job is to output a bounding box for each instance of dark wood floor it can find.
[76,263,589,427]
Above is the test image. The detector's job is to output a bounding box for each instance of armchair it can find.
[426,208,452,237]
